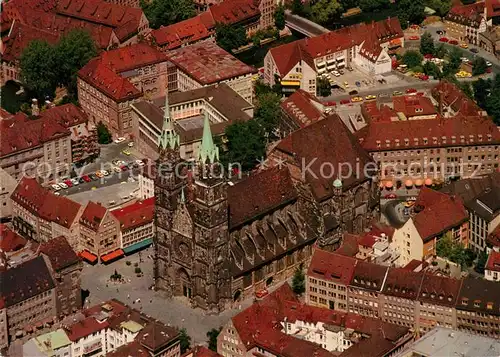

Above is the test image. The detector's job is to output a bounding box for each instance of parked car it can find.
[439,37,449,42]
[81,175,91,182]
[470,48,479,53]
[255,289,269,299]
[338,69,344,75]
[113,167,122,173]
[64,179,73,187]
[351,96,363,102]
[95,171,104,178]
[135,159,145,167]
[449,40,459,45]
[460,43,468,49]
[51,184,61,191]
[393,90,403,96]
[349,90,359,95]
[120,165,129,171]
[379,93,389,98]
[70,178,79,186]
[406,88,417,94]
[486,60,492,67]
[436,30,444,35]
[102,170,110,176]
[89,173,98,181]
[78,177,86,184]
[365,95,376,100]
[59,182,68,189]
[409,36,420,40]
[114,137,126,144]
[127,162,136,169]
[112,159,121,166]
[122,149,131,156]
[324,101,336,106]
[128,142,134,147]
[340,99,350,105]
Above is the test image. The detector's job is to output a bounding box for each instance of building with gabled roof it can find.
[445,1,490,46]
[485,249,500,281]
[183,346,222,357]
[280,89,326,136]
[0,168,17,222]
[79,201,121,263]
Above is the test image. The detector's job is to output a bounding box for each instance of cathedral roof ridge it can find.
[198,110,219,164]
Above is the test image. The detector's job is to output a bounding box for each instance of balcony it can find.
[83,340,102,354]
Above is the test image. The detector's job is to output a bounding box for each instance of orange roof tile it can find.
[99,43,167,73]
[183,346,222,357]
[308,249,357,285]
[39,236,80,271]
[80,201,107,231]
[208,0,260,24]
[66,316,108,341]
[393,95,437,118]
[486,250,500,272]
[112,197,154,231]
[281,89,325,128]
[0,224,27,252]
[151,14,214,50]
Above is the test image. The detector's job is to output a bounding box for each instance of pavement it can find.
[67,180,139,208]
[80,247,273,345]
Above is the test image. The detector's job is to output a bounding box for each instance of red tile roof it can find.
[56,0,145,42]
[446,1,485,26]
[418,273,462,307]
[166,41,256,85]
[137,321,180,352]
[39,236,80,271]
[357,114,500,152]
[412,187,468,242]
[0,224,27,252]
[80,201,108,232]
[112,197,154,231]
[11,177,82,229]
[392,95,437,118]
[486,250,500,272]
[66,316,108,341]
[350,260,388,291]
[486,0,500,17]
[382,267,424,300]
[78,57,141,102]
[107,341,149,357]
[308,249,357,285]
[208,0,260,24]
[361,102,398,124]
[183,346,222,357]
[269,18,402,76]
[100,43,167,73]
[335,233,360,257]
[273,115,374,201]
[280,89,325,129]
[431,80,484,117]
[39,104,89,128]
[227,166,297,229]
[487,224,500,247]
[150,13,214,50]
[1,21,60,63]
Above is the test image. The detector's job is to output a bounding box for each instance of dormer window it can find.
[487,302,493,310]
[395,139,400,147]
[474,301,480,308]
[441,136,447,143]
[478,134,483,142]
[430,293,435,299]
[423,137,428,144]
[433,137,438,144]
[422,291,427,297]
[469,135,474,143]
[460,135,465,143]
[451,136,456,143]
[376,140,381,148]
[404,138,409,146]
[487,133,492,141]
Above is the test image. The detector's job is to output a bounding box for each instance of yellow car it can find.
[122,149,131,156]
[460,43,468,49]
[344,81,349,87]
[351,96,363,102]
[95,171,104,178]
[393,91,403,96]
[365,95,376,100]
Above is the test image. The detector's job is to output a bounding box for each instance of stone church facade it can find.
[153,96,380,313]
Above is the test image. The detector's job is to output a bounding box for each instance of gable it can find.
[172,204,193,238]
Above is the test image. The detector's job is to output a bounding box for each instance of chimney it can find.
[31,98,40,116]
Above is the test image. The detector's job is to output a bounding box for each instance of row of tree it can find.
[20,29,97,100]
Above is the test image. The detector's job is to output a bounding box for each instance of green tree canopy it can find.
[215,23,248,52]
[254,92,281,139]
[292,263,305,295]
[423,61,442,79]
[472,56,487,75]
[425,0,452,16]
[436,235,475,269]
[179,328,191,354]
[420,32,435,55]
[359,0,390,12]
[486,88,500,125]
[435,43,448,58]
[97,121,112,144]
[291,0,305,15]
[274,4,286,30]
[20,40,59,100]
[310,0,342,25]
[402,50,423,68]
[140,0,196,29]
[475,251,488,273]
[397,0,425,28]
[56,29,97,95]
[473,78,491,109]
[207,327,222,351]
[317,76,332,97]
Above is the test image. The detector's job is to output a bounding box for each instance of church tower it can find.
[189,112,231,312]
[154,93,186,295]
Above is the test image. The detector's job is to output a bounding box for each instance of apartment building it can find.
[23,329,72,357]
[166,41,256,104]
[264,18,403,95]
[11,177,83,249]
[456,277,500,338]
[445,2,489,45]
[79,201,121,264]
[0,168,17,222]
[131,83,253,161]
[111,198,154,255]
[347,262,388,318]
[0,256,57,341]
[40,236,83,317]
[280,89,326,136]
[218,283,412,357]
[77,43,168,138]
[485,249,500,281]
[392,187,468,265]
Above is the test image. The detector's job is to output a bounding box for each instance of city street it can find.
[80,248,260,345]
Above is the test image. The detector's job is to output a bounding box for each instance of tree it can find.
[274,5,286,31]
[291,0,305,15]
[460,82,473,99]
[310,0,342,25]
[359,0,390,12]
[292,263,305,295]
[20,40,59,100]
[475,251,488,273]
[97,121,112,144]
[420,32,435,55]
[473,78,491,109]
[317,76,332,97]
[207,327,221,351]
[215,23,247,52]
[221,120,266,172]
[472,56,487,76]
[140,0,195,29]
[435,43,448,59]
[436,235,474,269]
[179,328,191,354]
[56,29,97,95]
[423,61,442,79]
[254,80,274,97]
[402,50,423,68]
[486,88,500,125]
[425,0,452,17]
[254,92,281,140]
[397,0,425,28]
[448,48,462,70]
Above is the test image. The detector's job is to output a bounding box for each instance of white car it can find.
[486,61,492,67]
[102,170,110,176]
[71,178,79,186]
[59,182,68,189]
[113,167,122,173]
[51,184,61,191]
[128,142,134,147]
[332,71,341,77]
[135,160,145,166]
[114,137,126,144]
[461,57,469,63]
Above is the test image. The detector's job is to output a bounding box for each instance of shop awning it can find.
[405,180,413,187]
[316,61,326,67]
[385,181,394,189]
[123,238,153,255]
[415,179,423,186]
[318,67,326,74]
[280,80,301,86]
[326,59,335,64]
[79,250,98,264]
[425,178,433,186]
[101,249,124,263]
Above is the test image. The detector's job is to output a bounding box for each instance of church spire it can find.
[198,111,219,164]
[180,186,186,204]
[158,93,180,151]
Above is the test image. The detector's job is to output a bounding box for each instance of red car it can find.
[384,193,397,199]
[417,92,425,96]
[120,165,129,171]
[424,54,434,59]
[419,75,429,81]
[439,37,449,42]
[325,101,337,106]
[410,24,420,30]
[64,179,73,188]
[340,99,350,105]
[255,289,269,299]
[82,175,91,182]
[406,88,417,94]
[449,40,458,45]
[409,36,420,40]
